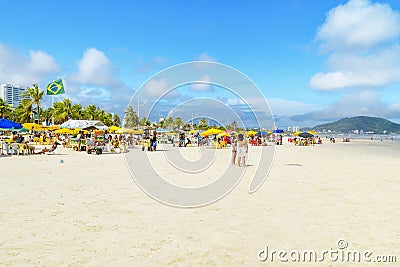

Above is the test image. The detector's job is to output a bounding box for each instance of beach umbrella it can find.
[293,131,302,136]
[208,128,223,135]
[14,127,29,132]
[109,125,121,132]
[201,128,223,136]
[156,128,171,133]
[298,132,313,138]
[217,132,229,137]
[308,130,317,135]
[46,125,60,131]
[273,129,284,133]
[22,122,41,130]
[0,118,22,129]
[247,130,258,136]
[55,128,72,134]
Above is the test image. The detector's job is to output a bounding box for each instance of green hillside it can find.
[313,116,400,134]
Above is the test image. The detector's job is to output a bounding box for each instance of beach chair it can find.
[17,143,27,155]
[1,142,9,155]
[10,143,19,155]
[213,141,219,149]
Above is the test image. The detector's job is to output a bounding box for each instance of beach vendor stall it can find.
[87,130,105,154]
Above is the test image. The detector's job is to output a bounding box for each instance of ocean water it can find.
[329,133,400,142]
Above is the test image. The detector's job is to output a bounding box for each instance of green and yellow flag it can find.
[47,79,65,95]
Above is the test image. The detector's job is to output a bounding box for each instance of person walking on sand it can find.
[77,131,82,151]
[237,133,248,167]
[231,136,237,165]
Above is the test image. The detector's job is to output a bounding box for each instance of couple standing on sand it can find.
[232,133,248,167]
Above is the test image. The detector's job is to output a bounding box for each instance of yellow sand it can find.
[0,140,399,266]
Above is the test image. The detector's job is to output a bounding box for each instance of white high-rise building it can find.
[0,84,27,108]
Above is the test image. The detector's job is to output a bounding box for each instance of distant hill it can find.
[313,116,400,134]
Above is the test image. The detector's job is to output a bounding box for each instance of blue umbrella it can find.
[0,118,23,129]
[273,129,284,133]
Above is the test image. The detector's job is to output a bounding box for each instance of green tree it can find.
[231,120,238,131]
[174,117,185,129]
[123,105,139,128]
[139,116,150,126]
[14,99,33,123]
[84,104,98,120]
[199,118,208,130]
[112,113,121,126]
[98,110,113,126]
[22,84,44,123]
[163,116,174,129]
[199,118,208,126]
[72,104,83,120]
[0,98,13,118]
[53,98,77,123]
[41,107,54,125]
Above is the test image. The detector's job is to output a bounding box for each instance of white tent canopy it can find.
[60,119,109,130]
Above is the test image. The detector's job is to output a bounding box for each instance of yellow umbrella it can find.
[55,128,69,134]
[201,128,223,136]
[47,125,60,130]
[209,128,223,135]
[109,125,121,132]
[217,132,229,137]
[308,130,317,135]
[293,131,302,136]
[22,123,41,130]
[247,130,258,136]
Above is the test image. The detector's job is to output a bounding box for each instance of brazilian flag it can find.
[47,79,65,95]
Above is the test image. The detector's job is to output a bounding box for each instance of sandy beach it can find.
[1,140,399,266]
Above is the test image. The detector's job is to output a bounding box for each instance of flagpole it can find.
[52,95,54,125]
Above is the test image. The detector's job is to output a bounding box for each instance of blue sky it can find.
[1,0,400,127]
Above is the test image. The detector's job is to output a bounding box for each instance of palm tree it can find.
[53,98,77,123]
[72,104,83,120]
[123,105,139,128]
[231,120,238,131]
[139,116,150,126]
[0,98,13,118]
[84,104,98,120]
[163,116,174,129]
[22,84,44,123]
[14,99,33,123]
[97,109,113,126]
[112,114,121,126]
[41,107,54,125]
[174,117,185,129]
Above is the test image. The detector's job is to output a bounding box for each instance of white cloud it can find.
[144,77,170,97]
[226,98,245,106]
[0,43,60,86]
[268,98,322,116]
[71,48,119,87]
[311,45,400,90]
[311,0,400,90]
[195,52,217,62]
[135,56,166,73]
[317,0,400,51]
[78,87,112,101]
[292,91,400,121]
[190,75,213,91]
